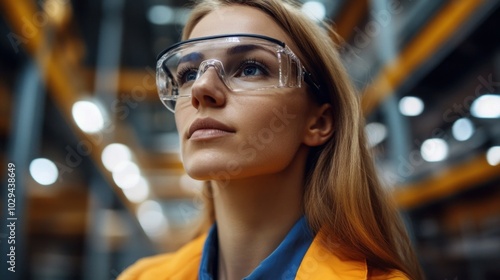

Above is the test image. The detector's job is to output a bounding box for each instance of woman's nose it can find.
[190,66,227,110]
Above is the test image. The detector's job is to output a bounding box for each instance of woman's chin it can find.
[183,165,233,182]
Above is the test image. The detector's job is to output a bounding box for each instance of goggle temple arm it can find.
[303,70,320,93]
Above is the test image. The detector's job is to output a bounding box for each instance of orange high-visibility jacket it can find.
[118,233,409,280]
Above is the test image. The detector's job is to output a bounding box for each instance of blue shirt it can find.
[199,216,314,280]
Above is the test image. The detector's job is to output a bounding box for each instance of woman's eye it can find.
[185,71,197,81]
[236,60,269,77]
[242,65,262,76]
[177,68,198,85]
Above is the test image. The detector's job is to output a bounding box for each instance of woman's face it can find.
[175,5,318,181]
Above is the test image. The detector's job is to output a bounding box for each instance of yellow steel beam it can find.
[395,155,500,209]
[83,68,158,100]
[331,0,368,43]
[0,1,185,212]
[1,1,42,55]
[1,0,78,117]
[361,0,484,114]
[0,1,138,209]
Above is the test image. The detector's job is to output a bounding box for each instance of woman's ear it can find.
[303,103,334,147]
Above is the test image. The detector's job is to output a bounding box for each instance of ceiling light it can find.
[137,200,168,237]
[421,138,448,162]
[365,122,388,147]
[471,94,500,118]
[29,158,58,186]
[451,118,474,141]
[301,1,326,21]
[399,96,424,116]
[101,143,132,172]
[486,146,500,166]
[147,5,174,25]
[44,0,68,25]
[72,100,105,133]
[123,177,150,203]
[112,160,141,189]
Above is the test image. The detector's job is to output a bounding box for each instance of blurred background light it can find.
[365,122,388,147]
[137,200,168,237]
[399,96,424,116]
[29,158,59,186]
[471,94,500,118]
[102,143,132,172]
[112,160,141,189]
[421,138,449,162]
[301,1,326,21]
[123,176,150,203]
[43,0,68,25]
[180,173,203,194]
[72,100,105,133]
[451,118,475,141]
[147,5,174,25]
[486,146,500,166]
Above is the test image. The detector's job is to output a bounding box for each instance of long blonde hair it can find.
[182,0,423,279]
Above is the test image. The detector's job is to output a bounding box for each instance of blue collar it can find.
[199,216,314,280]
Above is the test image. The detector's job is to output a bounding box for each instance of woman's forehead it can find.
[188,5,298,52]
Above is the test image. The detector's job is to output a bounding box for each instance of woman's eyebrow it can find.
[177,52,205,66]
[176,44,274,67]
[226,44,275,56]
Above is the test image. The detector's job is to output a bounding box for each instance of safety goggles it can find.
[156,34,320,112]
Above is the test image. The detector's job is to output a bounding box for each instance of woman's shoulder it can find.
[117,233,207,280]
[297,233,411,280]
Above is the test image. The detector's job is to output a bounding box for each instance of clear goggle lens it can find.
[156,34,314,112]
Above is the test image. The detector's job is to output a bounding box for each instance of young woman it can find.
[119,0,423,279]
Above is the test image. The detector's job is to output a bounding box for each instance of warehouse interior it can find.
[1,0,499,279]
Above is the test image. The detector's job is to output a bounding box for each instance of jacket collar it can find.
[122,228,422,280]
[193,230,368,279]
[200,217,315,279]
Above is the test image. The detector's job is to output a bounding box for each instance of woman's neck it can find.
[211,147,308,280]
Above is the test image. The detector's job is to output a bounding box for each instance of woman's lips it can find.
[190,129,234,140]
[188,117,235,140]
